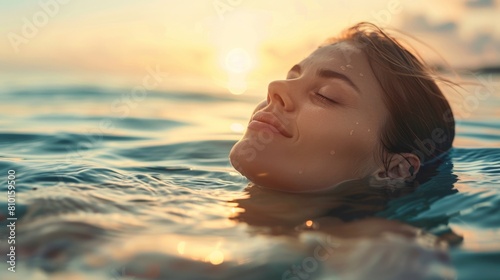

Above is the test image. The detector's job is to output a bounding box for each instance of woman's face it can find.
[229,42,389,192]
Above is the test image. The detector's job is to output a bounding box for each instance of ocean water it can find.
[0,75,499,280]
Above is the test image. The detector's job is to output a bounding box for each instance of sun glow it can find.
[225,48,252,74]
[208,10,267,95]
[222,48,255,95]
[226,73,248,95]
[207,250,225,265]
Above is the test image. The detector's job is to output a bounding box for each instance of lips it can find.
[250,111,292,138]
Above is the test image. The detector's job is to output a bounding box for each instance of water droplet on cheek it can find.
[350,130,354,136]
[330,150,336,156]
[346,64,353,69]
[359,73,364,77]
[356,122,359,125]
[340,66,346,71]
[367,128,371,132]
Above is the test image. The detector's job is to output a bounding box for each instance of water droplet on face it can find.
[350,130,354,135]
[367,129,371,132]
[359,73,364,77]
[340,66,346,71]
[356,122,359,125]
[346,64,353,69]
[330,150,336,155]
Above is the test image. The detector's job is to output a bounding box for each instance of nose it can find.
[267,80,294,111]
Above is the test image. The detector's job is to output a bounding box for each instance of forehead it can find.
[300,41,370,71]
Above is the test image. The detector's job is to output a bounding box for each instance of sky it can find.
[0,0,499,95]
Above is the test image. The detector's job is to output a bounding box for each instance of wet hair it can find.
[324,22,455,181]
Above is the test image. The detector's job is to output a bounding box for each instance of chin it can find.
[230,160,302,192]
[229,140,312,192]
[229,142,245,173]
[229,147,277,188]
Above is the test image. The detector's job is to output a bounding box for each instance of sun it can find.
[225,48,253,74]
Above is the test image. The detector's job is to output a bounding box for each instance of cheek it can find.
[299,113,378,161]
[300,111,353,144]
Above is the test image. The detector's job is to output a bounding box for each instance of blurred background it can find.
[1,0,499,96]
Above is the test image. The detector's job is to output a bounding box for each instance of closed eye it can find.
[314,92,337,104]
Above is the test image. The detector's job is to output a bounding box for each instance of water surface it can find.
[0,77,499,280]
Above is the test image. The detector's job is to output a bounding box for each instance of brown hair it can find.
[325,22,455,178]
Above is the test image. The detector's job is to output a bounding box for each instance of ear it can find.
[375,153,421,181]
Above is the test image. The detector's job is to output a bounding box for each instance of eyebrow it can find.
[289,64,361,94]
